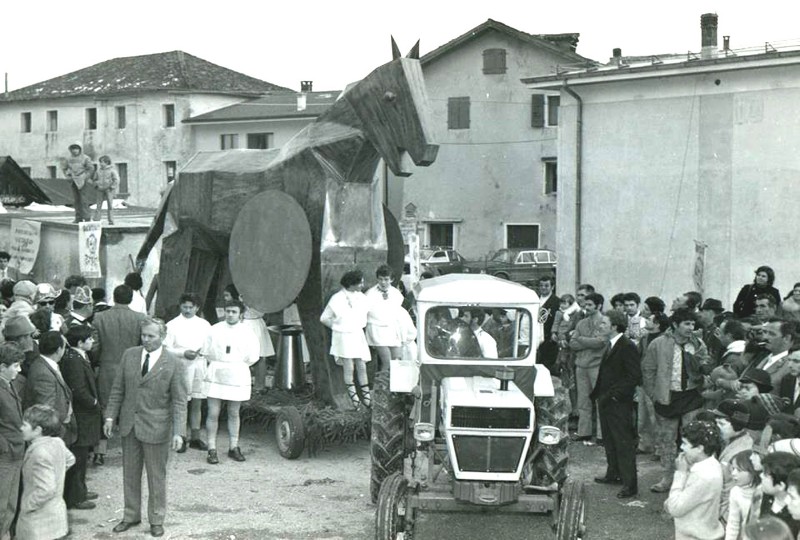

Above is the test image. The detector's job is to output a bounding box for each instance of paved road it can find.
[67,423,676,539]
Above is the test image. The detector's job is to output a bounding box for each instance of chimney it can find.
[723,35,731,52]
[300,81,313,92]
[611,48,622,66]
[700,13,718,59]
[4,73,8,99]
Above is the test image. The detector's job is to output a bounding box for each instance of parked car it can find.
[462,248,557,284]
[419,247,466,275]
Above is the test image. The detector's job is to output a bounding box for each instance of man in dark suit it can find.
[104,318,186,538]
[591,310,642,498]
[22,331,77,446]
[62,325,103,510]
[779,351,800,416]
[0,343,25,539]
[93,284,147,464]
[535,275,560,372]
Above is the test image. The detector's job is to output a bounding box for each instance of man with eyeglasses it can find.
[33,283,64,332]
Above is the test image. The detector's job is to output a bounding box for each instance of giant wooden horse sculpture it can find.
[138,40,438,407]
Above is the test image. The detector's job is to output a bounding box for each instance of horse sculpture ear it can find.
[407,40,420,59]
[391,36,402,60]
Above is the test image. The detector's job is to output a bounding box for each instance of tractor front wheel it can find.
[556,478,586,540]
[375,472,415,540]
[370,370,410,503]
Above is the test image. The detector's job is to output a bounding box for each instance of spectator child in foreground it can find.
[15,404,75,540]
[664,420,724,540]
[750,452,800,538]
[726,450,760,540]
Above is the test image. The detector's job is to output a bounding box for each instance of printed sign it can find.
[79,221,102,278]
[9,219,41,274]
[693,240,707,295]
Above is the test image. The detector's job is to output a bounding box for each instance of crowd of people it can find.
[535,265,800,540]
[0,261,277,539]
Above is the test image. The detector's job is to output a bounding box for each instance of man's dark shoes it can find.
[228,447,246,462]
[207,450,219,464]
[594,476,622,485]
[176,437,187,454]
[150,525,165,537]
[70,500,96,510]
[93,454,105,466]
[112,521,140,533]
[617,487,638,499]
[85,491,99,500]
[189,439,208,451]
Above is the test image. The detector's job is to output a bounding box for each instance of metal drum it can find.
[270,325,306,391]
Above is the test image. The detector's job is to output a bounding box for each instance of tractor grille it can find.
[450,406,531,429]
[452,435,526,473]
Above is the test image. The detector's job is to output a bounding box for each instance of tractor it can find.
[371,274,584,539]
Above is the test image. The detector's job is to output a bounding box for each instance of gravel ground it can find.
[65,422,678,540]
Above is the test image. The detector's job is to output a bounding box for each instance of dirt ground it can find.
[66,421,677,540]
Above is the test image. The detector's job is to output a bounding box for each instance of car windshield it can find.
[424,306,532,360]
[489,250,513,263]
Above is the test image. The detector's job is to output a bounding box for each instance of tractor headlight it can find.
[538,426,562,445]
[414,422,435,442]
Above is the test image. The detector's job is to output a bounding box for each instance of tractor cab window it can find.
[425,306,532,360]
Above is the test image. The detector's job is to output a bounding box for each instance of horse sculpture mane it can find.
[138,39,438,406]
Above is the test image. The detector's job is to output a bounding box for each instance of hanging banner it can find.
[9,219,41,274]
[79,221,102,278]
[693,240,707,295]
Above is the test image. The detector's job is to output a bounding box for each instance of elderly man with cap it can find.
[736,368,789,442]
[2,315,37,378]
[62,142,95,223]
[710,399,754,520]
[6,281,36,320]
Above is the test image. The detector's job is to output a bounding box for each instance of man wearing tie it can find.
[22,331,77,446]
[0,252,19,282]
[104,319,186,538]
[779,351,800,416]
[0,343,25,539]
[752,318,795,393]
[591,310,642,498]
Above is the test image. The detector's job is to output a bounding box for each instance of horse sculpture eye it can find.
[383,91,397,103]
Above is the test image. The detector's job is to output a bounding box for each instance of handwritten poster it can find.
[10,219,41,274]
[693,240,707,296]
[79,221,102,278]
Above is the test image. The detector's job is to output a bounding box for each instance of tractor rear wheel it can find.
[531,377,571,486]
[556,478,586,540]
[370,371,410,503]
[375,472,415,540]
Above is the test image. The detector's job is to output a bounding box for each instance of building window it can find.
[46,110,58,132]
[47,166,57,179]
[20,112,31,133]
[164,161,176,183]
[163,104,175,128]
[117,163,129,194]
[85,107,97,130]
[506,225,540,249]
[247,132,273,149]
[447,97,470,130]
[220,134,239,150]
[483,48,507,74]
[21,167,31,176]
[428,223,454,248]
[116,106,126,129]
[547,96,560,126]
[543,158,557,194]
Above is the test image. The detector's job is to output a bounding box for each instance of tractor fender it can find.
[532,365,555,397]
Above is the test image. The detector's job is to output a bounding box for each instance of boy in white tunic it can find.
[366,264,404,372]
[164,293,212,452]
[204,300,259,464]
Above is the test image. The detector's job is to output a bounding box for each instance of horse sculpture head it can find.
[342,38,439,177]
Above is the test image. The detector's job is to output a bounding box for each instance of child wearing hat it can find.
[61,142,95,223]
[93,155,118,225]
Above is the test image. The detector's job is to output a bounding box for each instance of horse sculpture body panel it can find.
[138,42,438,407]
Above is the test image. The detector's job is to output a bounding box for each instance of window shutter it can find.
[448,97,470,129]
[531,94,545,128]
[448,98,458,129]
[483,49,507,74]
